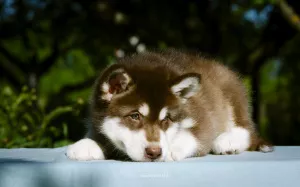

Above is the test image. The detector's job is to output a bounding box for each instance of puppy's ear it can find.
[170,73,201,101]
[99,65,133,102]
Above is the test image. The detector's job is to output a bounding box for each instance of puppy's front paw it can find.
[212,127,250,155]
[165,153,175,162]
[165,147,189,162]
[165,130,198,161]
[170,149,186,161]
[66,138,105,161]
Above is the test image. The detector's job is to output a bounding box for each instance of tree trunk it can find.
[251,67,260,126]
[251,57,266,128]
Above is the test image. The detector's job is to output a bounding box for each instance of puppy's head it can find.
[92,64,201,161]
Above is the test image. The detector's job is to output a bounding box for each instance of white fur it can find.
[102,82,110,92]
[101,93,113,101]
[101,82,113,101]
[180,118,196,128]
[66,138,105,161]
[157,122,178,162]
[212,127,250,154]
[171,77,200,98]
[166,130,198,161]
[159,107,168,120]
[162,121,198,161]
[100,117,150,161]
[123,73,131,83]
[139,103,150,116]
[165,123,179,143]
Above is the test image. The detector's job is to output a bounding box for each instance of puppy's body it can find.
[67,50,273,162]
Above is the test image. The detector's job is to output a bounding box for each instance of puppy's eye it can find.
[163,115,172,122]
[130,113,140,120]
[160,116,172,130]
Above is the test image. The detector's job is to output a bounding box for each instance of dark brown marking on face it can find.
[145,125,160,142]
[123,67,177,123]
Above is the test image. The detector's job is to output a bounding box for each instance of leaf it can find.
[62,123,68,138]
[41,106,73,130]
[39,49,95,97]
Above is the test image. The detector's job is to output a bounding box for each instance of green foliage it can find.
[252,0,278,5]
[40,49,95,98]
[0,85,83,148]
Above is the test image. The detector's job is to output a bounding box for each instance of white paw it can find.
[165,149,184,161]
[66,138,105,161]
[170,148,187,161]
[164,130,198,161]
[212,127,250,155]
[165,153,175,162]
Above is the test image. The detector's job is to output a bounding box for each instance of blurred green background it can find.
[0,0,299,148]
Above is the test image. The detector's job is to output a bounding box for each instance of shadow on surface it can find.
[0,159,109,187]
[0,158,50,163]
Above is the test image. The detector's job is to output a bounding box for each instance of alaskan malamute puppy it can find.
[67,50,273,162]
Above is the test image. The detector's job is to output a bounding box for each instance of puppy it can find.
[67,50,273,162]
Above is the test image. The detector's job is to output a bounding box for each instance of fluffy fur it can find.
[67,49,273,162]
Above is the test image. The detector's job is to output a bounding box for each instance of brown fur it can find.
[88,49,273,159]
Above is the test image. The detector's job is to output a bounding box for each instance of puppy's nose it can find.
[145,146,162,160]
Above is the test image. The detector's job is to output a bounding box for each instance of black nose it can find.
[145,146,162,160]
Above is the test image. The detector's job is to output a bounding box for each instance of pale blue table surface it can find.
[0,146,299,187]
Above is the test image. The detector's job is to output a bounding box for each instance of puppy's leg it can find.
[248,132,274,153]
[66,138,105,161]
[218,75,274,154]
